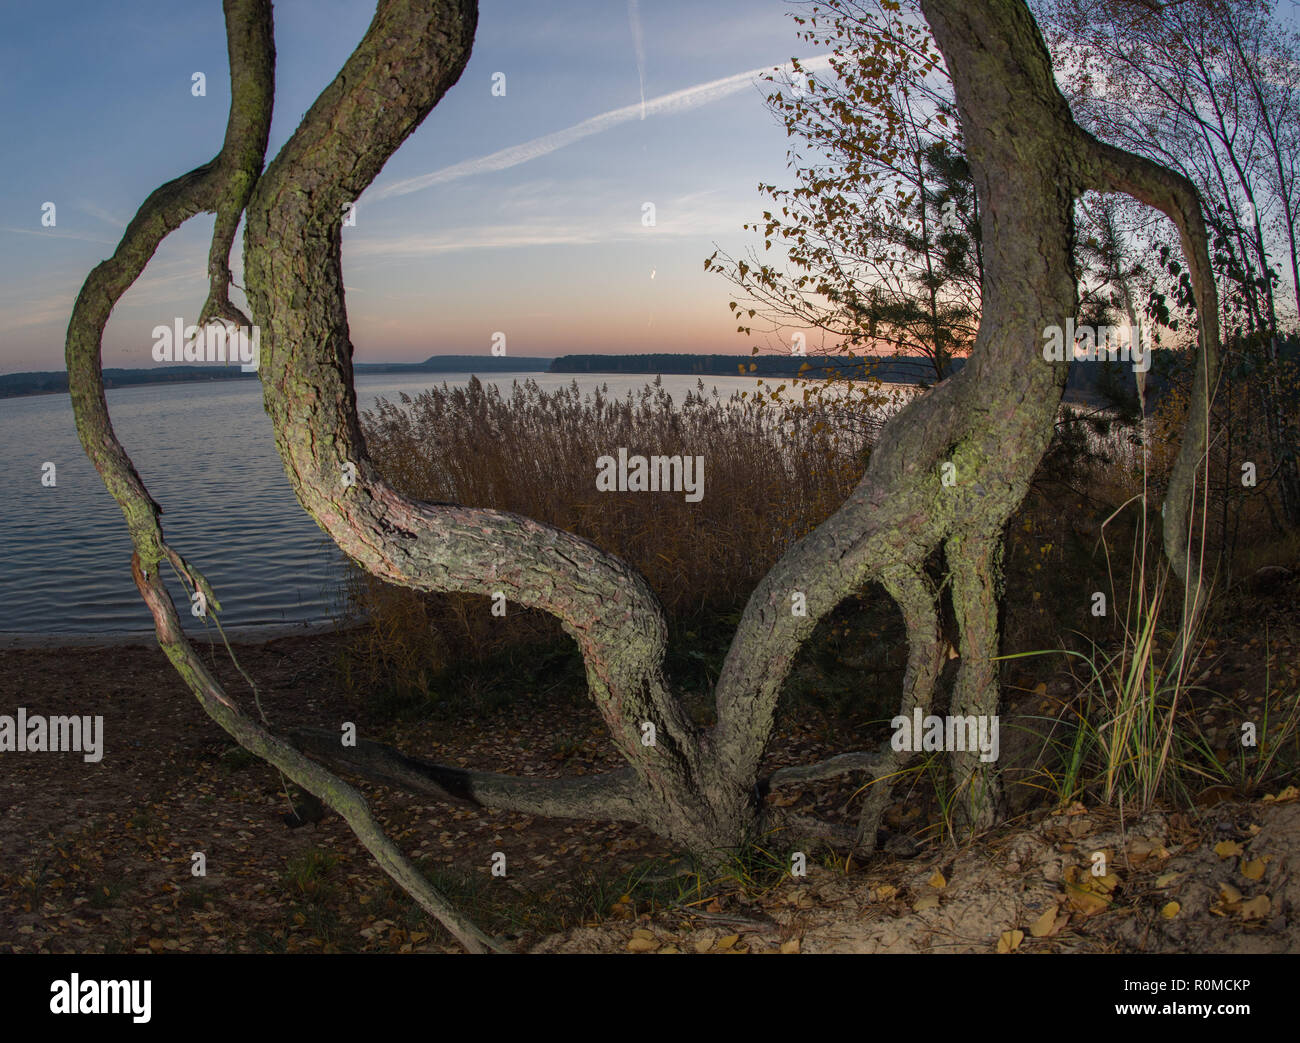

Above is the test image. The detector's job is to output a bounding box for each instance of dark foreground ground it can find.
[1,589,1297,954]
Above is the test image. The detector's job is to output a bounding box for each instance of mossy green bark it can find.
[63,0,1224,949]
[64,0,498,953]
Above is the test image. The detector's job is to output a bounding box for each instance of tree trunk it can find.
[64,0,1226,949]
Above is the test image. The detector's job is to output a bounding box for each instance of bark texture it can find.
[1080,139,1221,598]
[246,0,1094,844]
[64,0,1226,950]
[63,0,497,954]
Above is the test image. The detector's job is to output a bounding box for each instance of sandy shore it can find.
[0,619,347,651]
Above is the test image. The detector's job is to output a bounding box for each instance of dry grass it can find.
[338,376,871,695]
[362,376,866,611]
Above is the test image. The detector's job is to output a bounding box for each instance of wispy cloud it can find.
[1,226,117,245]
[628,0,647,119]
[348,223,604,258]
[77,201,128,229]
[368,54,834,202]
[0,288,81,331]
[347,189,753,261]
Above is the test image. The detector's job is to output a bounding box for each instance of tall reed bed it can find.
[338,377,871,697]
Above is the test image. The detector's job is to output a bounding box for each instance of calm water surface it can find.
[0,372,773,636]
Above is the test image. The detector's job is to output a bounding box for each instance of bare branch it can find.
[285,727,644,822]
[243,0,717,836]
[1081,133,1222,589]
[65,0,499,954]
[765,749,891,790]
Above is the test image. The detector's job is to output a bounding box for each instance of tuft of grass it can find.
[1000,568,1210,814]
[567,858,697,923]
[397,862,568,941]
[999,392,1220,816]
[281,848,341,902]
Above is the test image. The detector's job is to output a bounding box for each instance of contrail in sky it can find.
[628,0,647,119]
[369,54,834,202]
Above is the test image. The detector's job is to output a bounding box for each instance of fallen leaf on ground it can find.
[1240,858,1266,881]
[1066,888,1109,917]
[1238,895,1270,920]
[1063,867,1111,917]
[1029,905,1058,938]
[627,931,659,953]
[1092,872,1120,893]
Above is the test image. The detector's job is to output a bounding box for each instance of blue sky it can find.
[0,0,830,373]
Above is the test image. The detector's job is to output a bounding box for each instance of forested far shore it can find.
[0,347,1246,409]
[0,355,551,398]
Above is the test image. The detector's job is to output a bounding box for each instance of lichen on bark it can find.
[63,0,1227,950]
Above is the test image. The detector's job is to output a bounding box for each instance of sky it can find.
[0,0,832,373]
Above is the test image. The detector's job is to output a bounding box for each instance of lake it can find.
[0,371,781,638]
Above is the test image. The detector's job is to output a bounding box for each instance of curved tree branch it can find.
[241,0,727,847]
[63,0,1229,936]
[65,0,499,954]
[712,0,1083,791]
[765,749,891,790]
[944,531,1004,828]
[285,727,644,821]
[1080,134,1222,592]
[854,562,947,847]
